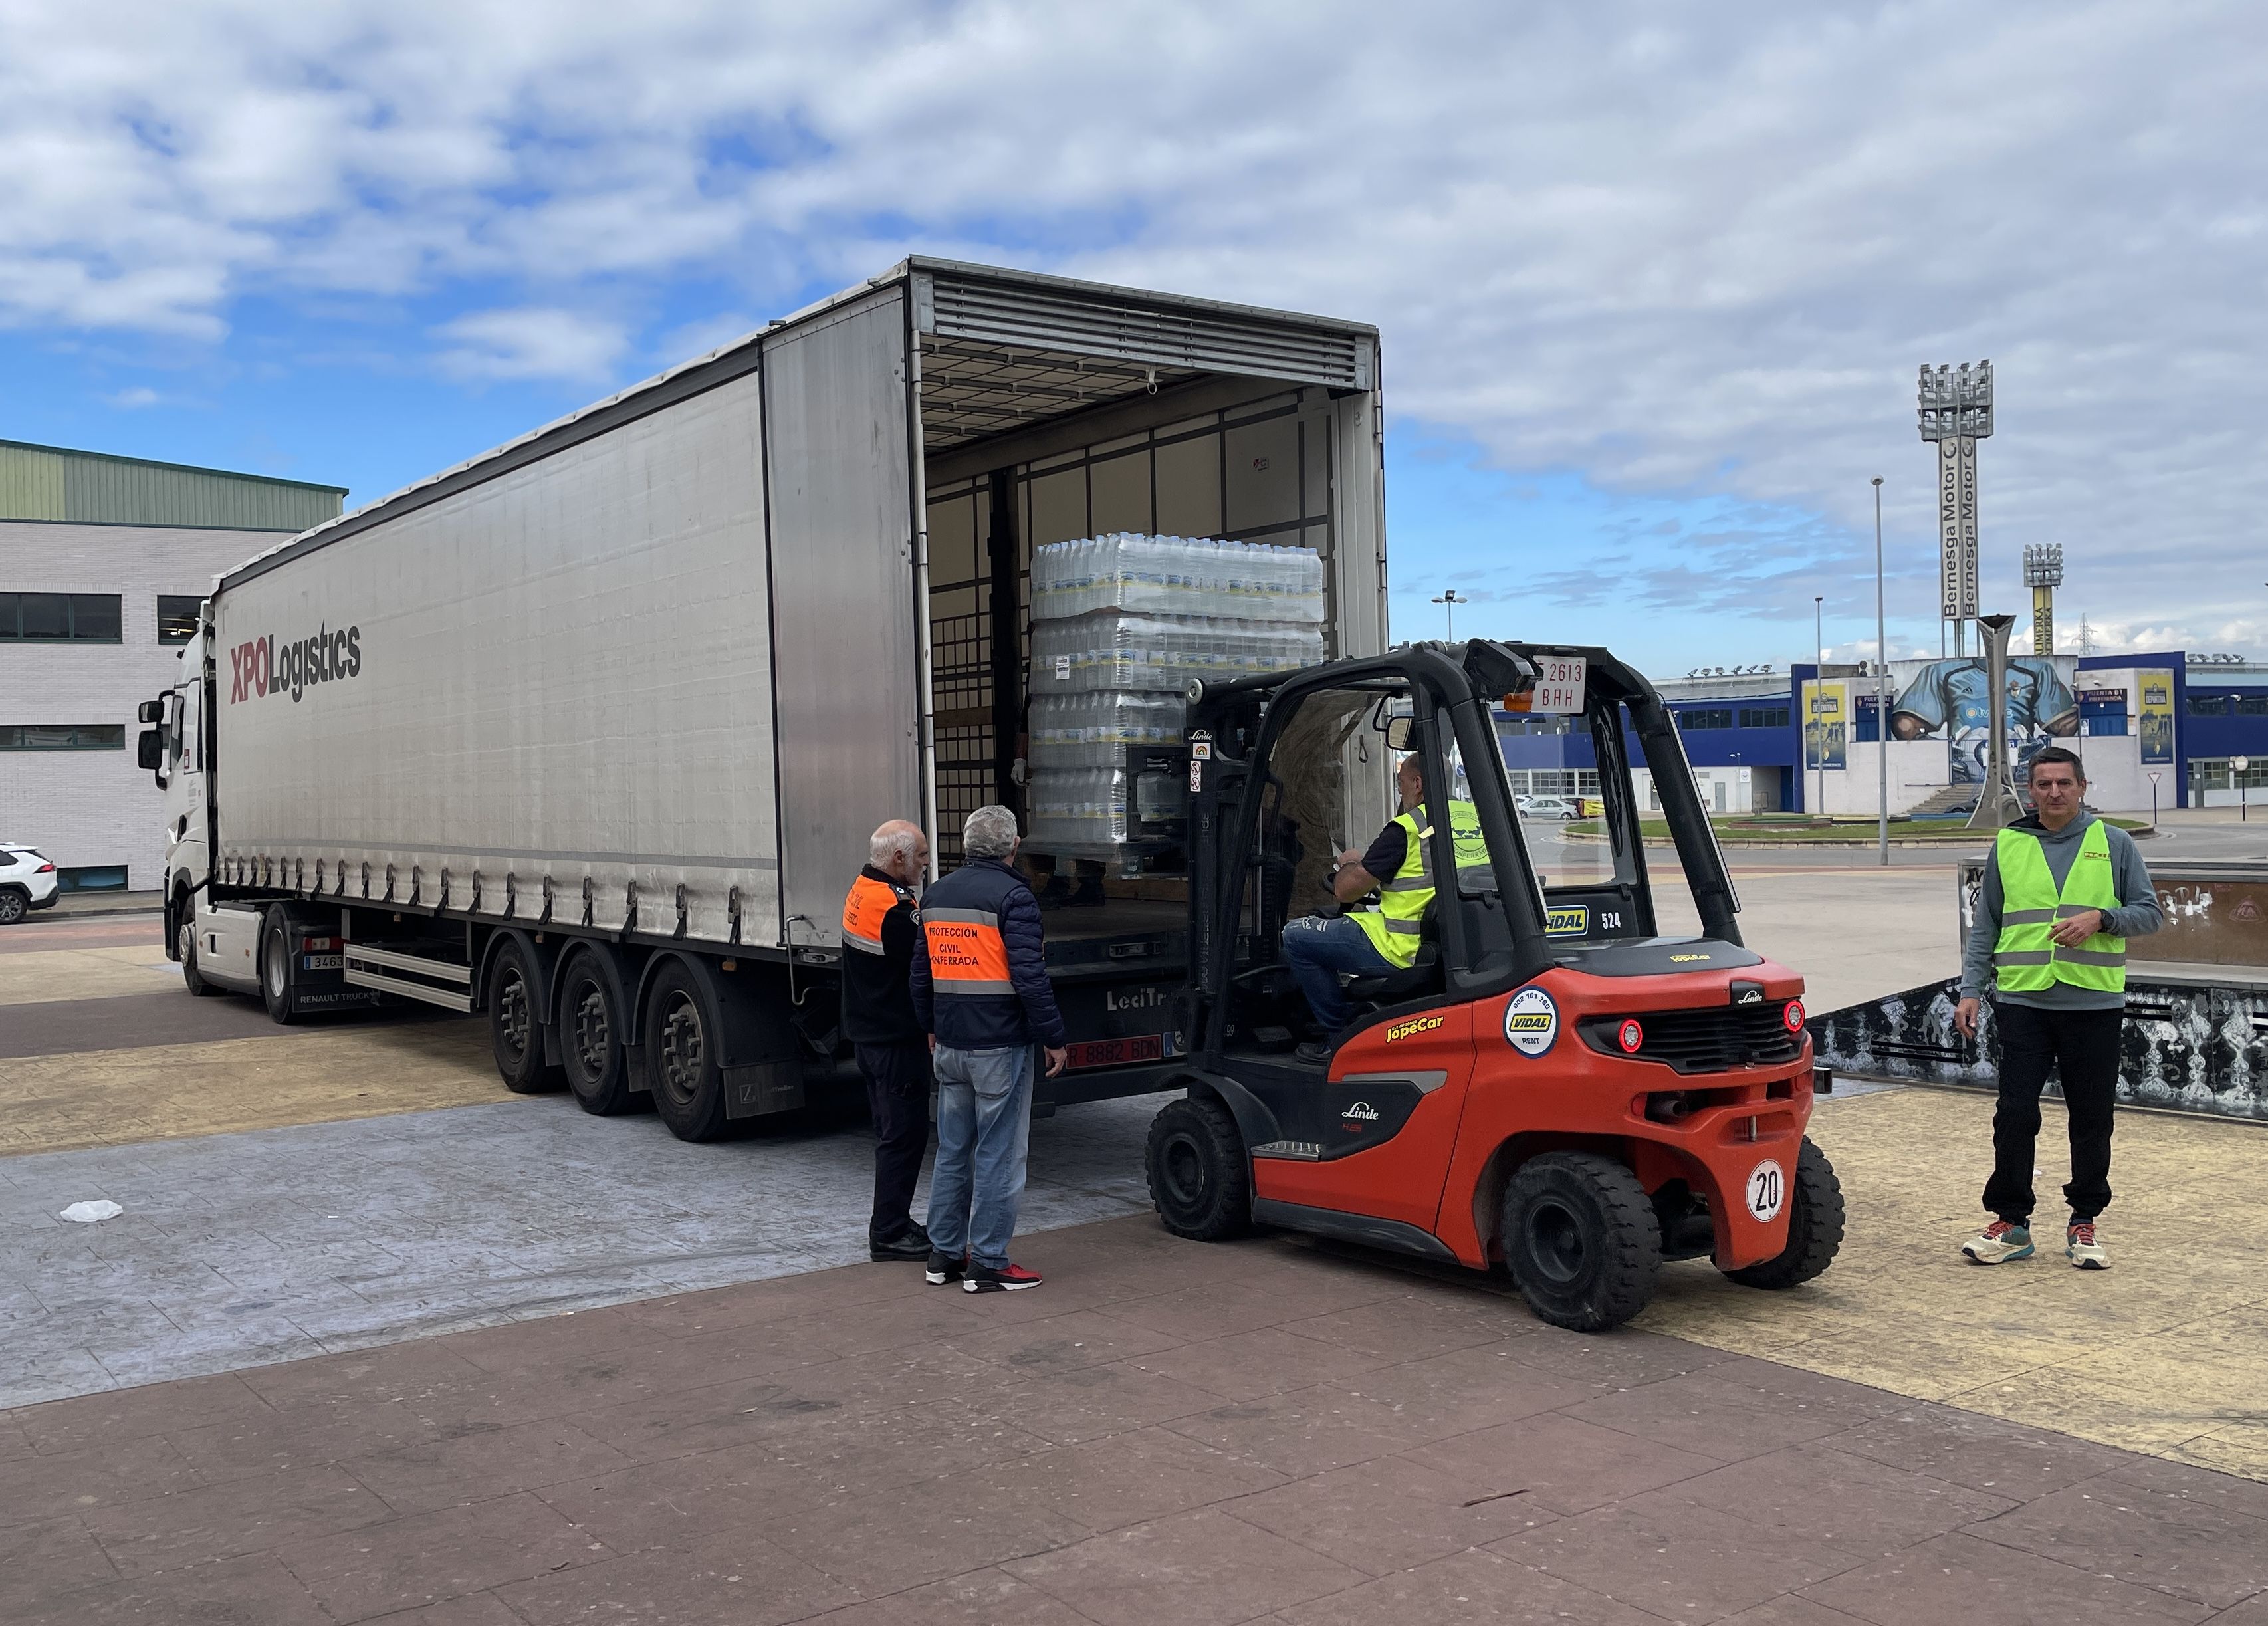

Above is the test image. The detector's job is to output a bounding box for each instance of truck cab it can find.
[1146,639,1843,1331]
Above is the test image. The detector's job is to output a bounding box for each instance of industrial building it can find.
[0,441,344,893]
[1500,653,2268,817]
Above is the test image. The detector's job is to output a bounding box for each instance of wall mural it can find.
[1887,655,2078,785]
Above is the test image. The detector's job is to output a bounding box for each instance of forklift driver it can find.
[1281,749,1487,1064]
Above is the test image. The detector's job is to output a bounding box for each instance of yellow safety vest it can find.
[1991,820,2126,993]
[1351,800,1491,969]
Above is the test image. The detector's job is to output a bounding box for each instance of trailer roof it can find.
[219,260,1379,591]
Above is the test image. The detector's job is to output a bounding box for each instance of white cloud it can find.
[433,306,626,382]
[2,1,2265,644]
[104,384,161,407]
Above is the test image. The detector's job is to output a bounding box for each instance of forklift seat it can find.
[1341,899,1441,1004]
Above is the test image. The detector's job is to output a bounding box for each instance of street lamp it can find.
[1431,590,1467,641]
[2023,543,2064,656]
[1918,360,1993,659]
[2237,755,2252,823]
[1813,594,1825,817]
[1873,478,1888,866]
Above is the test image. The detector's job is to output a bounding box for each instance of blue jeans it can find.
[1280,913,1395,1030]
[925,1044,1036,1270]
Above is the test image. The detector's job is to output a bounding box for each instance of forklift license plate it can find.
[1064,1034,1167,1070]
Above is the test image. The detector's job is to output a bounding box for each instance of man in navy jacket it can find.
[911,804,1068,1292]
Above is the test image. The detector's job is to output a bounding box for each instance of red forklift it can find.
[1143,640,1843,1332]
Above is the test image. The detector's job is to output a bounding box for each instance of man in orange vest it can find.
[840,819,935,1262]
[910,804,1068,1292]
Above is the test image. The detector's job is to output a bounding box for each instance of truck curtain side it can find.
[175,259,1386,1134]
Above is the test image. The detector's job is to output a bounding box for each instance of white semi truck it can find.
[142,259,1388,1139]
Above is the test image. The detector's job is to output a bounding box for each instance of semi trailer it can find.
[142,259,1390,1135]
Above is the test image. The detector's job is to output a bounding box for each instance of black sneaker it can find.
[924,1250,966,1286]
[1294,1040,1331,1066]
[963,1260,1043,1293]
[870,1228,931,1262]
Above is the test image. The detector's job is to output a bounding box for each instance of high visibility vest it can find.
[1991,820,2126,993]
[840,872,909,957]
[921,907,1015,996]
[1351,800,1491,970]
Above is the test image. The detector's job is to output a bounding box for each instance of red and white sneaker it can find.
[963,1260,1043,1293]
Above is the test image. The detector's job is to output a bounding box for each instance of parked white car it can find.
[0,845,60,924]
[1519,796,1582,821]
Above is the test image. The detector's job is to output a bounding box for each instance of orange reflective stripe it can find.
[923,910,1013,994]
[840,875,900,955]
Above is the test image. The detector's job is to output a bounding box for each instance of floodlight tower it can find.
[1918,361,1994,657]
[2023,542,2064,656]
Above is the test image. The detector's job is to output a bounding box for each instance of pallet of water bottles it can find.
[1030,532,1325,623]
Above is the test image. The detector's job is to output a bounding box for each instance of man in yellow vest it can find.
[1282,751,1490,1064]
[1955,746,2161,1270]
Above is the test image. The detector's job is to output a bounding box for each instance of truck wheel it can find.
[1146,1096,1252,1241]
[260,913,302,1024]
[1502,1152,1661,1333]
[558,952,635,1115]
[647,963,729,1141]
[1725,1138,1845,1290]
[487,940,563,1094]
[179,917,219,998]
[0,888,25,926]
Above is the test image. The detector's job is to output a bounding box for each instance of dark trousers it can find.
[854,1041,933,1243]
[1984,1002,2122,1225]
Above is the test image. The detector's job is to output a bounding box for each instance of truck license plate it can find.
[302,954,343,971]
[1064,1033,1167,1070]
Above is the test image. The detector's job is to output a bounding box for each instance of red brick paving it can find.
[2,1214,2261,1625]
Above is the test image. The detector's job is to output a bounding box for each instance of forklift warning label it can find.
[1545,906,1589,937]
[1503,987,1558,1056]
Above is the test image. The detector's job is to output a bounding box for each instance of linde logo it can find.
[1342,1101,1381,1122]
[228,625,362,705]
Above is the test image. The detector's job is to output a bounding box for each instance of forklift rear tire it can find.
[486,940,563,1095]
[1502,1153,1661,1333]
[1146,1096,1252,1241]
[1724,1137,1845,1291]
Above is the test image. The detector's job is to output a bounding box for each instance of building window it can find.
[2239,695,2268,717]
[0,724,126,750]
[56,865,130,894]
[2187,693,2231,717]
[0,592,123,642]
[1738,706,1791,730]
[1678,708,1732,731]
[157,596,203,644]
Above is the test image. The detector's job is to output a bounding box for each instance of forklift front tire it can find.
[1146,1096,1252,1242]
[1502,1152,1661,1333]
[1724,1137,1845,1291]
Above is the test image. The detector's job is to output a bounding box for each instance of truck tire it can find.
[0,888,25,926]
[558,951,636,1115]
[646,961,729,1141]
[1725,1138,1845,1291]
[260,911,302,1024]
[1145,1096,1252,1240]
[179,916,220,998]
[1502,1152,1661,1333]
[487,939,563,1094]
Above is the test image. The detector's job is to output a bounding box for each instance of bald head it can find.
[869,820,929,883]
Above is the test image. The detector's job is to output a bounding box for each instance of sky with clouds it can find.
[4,0,2263,673]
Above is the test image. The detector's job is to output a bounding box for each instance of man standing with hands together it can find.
[1956,746,2161,1270]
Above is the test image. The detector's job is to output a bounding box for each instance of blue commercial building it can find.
[1497,653,2268,816]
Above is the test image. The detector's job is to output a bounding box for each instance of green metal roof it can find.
[0,439,345,532]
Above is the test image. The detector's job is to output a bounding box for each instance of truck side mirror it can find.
[1384,715,1417,752]
[138,728,165,772]
[138,698,166,723]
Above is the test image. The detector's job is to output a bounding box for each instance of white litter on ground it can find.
[58,1200,124,1223]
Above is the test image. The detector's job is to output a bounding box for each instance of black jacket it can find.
[910,857,1066,1050]
[839,865,924,1046]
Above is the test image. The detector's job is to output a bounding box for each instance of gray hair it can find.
[869,822,924,870]
[963,804,1021,860]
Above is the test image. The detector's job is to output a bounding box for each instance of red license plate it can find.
[1064,1033,1166,1070]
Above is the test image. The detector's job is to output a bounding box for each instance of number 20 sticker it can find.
[1746,1159,1786,1222]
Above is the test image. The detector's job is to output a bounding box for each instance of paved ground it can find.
[5,1213,2266,1626]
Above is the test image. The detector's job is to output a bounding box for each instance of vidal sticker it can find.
[1745,1159,1787,1222]
[1503,987,1558,1056]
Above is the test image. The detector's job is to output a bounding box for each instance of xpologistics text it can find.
[229,626,361,704]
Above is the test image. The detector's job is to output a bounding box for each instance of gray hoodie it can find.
[1959,812,2163,1011]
